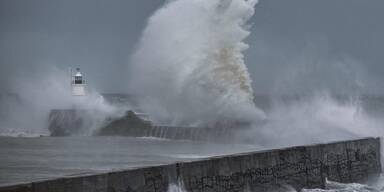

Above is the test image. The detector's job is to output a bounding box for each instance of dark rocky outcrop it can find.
[97,110,152,136]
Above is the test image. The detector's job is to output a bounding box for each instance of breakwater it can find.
[100,125,235,141]
[49,110,241,141]
[0,137,381,192]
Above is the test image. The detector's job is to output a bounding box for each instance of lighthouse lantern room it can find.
[71,68,86,96]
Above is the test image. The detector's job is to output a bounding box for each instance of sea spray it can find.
[237,93,384,147]
[300,178,384,192]
[0,66,119,136]
[236,36,383,146]
[129,0,265,127]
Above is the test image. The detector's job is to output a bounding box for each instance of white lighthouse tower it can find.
[71,68,86,96]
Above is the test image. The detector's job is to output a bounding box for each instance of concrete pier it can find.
[0,137,381,192]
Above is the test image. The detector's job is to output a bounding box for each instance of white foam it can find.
[128,0,265,127]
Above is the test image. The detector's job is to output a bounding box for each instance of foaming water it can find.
[168,179,187,192]
[301,178,384,192]
[166,178,384,192]
[168,184,185,192]
[129,0,265,127]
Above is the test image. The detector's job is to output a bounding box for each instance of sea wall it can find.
[0,137,381,192]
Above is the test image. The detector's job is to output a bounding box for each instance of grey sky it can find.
[0,0,383,94]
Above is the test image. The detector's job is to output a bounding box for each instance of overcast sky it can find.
[1,0,383,95]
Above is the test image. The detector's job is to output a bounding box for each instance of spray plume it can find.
[129,0,265,127]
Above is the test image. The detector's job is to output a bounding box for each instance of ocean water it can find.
[1,94,384,191]
[0,136,260,186]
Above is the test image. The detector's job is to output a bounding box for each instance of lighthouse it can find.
[71,68,86,96]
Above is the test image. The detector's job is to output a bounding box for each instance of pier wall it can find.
[0,138,381,192]
[48,109,238,141]
[104,125,235,141]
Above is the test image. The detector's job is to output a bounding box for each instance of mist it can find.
[237,36,384,147]
[0,65,118,136]
[0,0,165,135]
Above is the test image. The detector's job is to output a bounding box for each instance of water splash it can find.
[128,0,265,127]
[168,183,186,192]
[301,178,384,192]
[167,178,384,192]
[167,179,384,192]
[236,92,384,147]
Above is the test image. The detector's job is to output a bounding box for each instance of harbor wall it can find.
[0,137,381,192]
[49,109,238,141]
[102,125,235,141]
